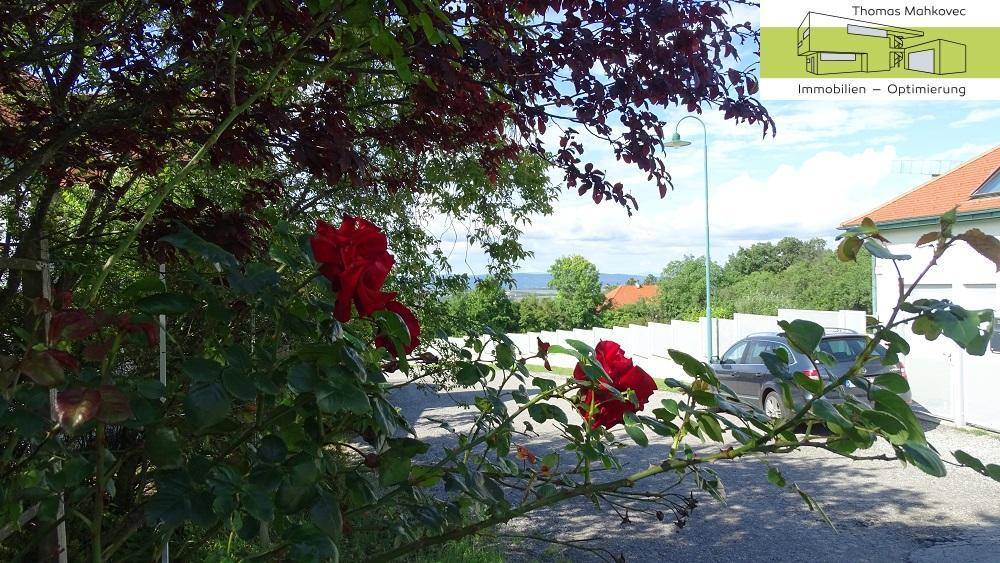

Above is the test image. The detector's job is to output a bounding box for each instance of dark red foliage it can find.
[137,182,281,264]
[1,0,771,221]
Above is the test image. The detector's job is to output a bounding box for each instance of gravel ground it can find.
[391,378,1000,562]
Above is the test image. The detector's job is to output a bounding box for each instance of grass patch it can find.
[410,534,505,563]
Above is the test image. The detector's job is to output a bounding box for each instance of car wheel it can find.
[763,391,785,420]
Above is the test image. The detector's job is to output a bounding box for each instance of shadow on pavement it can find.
[389,382,1000,563]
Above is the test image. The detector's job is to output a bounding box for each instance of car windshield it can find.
[818,337,886,362]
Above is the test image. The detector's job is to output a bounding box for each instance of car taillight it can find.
[896,362,907,379]
[802,368,820,380]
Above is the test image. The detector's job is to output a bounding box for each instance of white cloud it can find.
[951,108,1000,127]
[516,146,906,274]
[924,143,996,163]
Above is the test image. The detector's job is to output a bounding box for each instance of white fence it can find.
[892,317,1000,431]
[452,307,1000,432]
[453,308,867,384]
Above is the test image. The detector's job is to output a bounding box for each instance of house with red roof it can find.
[842,145,1000,429]
[604,282,658,308]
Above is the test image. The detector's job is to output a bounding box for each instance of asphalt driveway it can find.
[392,378,1000,562]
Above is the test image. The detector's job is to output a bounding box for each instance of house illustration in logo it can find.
[797,12,967,75]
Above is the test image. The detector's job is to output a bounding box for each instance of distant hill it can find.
[472,272,647,290]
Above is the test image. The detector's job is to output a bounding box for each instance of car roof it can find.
[744,328,861,340]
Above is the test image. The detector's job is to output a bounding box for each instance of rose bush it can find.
[1,209,1000,562]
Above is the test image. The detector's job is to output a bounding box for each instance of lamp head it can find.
[665,132,691,148]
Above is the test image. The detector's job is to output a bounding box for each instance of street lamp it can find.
[665,116,714,360]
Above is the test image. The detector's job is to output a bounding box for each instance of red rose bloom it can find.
[573,341,656,429]
[310,216,395,322]
[375,300,420,356]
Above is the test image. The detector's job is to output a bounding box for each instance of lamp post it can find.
[665,116,714,360]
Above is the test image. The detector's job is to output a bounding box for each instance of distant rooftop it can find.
[605,283,658,308]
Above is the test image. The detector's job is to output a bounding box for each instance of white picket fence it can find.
[450,309,866,383]
[446,307,1000,432]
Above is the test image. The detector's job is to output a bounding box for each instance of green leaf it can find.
[161,224,238,270]
[495,343,515,369]
[860,410,908,445]
[837,236,863,262]
[243,487,275,523]
[135,379,166,400]
[793,371,822,395]
[181,357,222,383]
[379,455,412,486]
[456,363,487,386]
[863,239,911,261]
[625,424,648,447]
[147,427,181,467]
[310,494,342,539]
[940,207,958,235]
[185,382,232,430]
[697,413,724,442]
[778,319,824,354]
[987,464,1000,482]
[874,372,909,394]
[222,367,257,401]
[276,478,315,513]
[565,339,593,355]
[668,349,708,378]
[227,262,280,295]
[871,388,925,442]
[287,363,316,393]
[137,292,197,316]
[146,470,193,527]
[661,398,679,418]
[315,379,370,415]
[901,442,946,477]
[811,399,853,433]
[767,467,786,488]
[532,377,556,391]
[953,450,986,473]
[258,435,287,463]
[123,275,166,298]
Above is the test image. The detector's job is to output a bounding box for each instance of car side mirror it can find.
[710,355,721,364]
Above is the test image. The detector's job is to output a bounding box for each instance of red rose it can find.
[573,340,656,429]
[310,216,395,322]
[375,300,420,356]
[537,337,552,371]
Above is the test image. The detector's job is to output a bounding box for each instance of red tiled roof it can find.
[843,146,1000,227]
[604,284,658,308]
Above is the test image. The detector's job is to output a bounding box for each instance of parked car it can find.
[709,329,911,419]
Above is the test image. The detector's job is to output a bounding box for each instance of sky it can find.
[437,6,1000,277]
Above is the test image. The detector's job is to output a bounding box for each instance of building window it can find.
[972,169,1000,197]
[847,24,888,38]
[802,28,811,40]
[821,53,857,61]
[991,323,1000,354]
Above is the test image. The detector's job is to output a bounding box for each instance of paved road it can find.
[392,378,1000,562]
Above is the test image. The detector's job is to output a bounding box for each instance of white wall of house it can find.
[875,216,1000,430]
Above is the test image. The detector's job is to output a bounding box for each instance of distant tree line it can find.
[441,237,872,335]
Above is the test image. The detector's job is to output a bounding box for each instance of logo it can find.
[760,0,1000,100]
